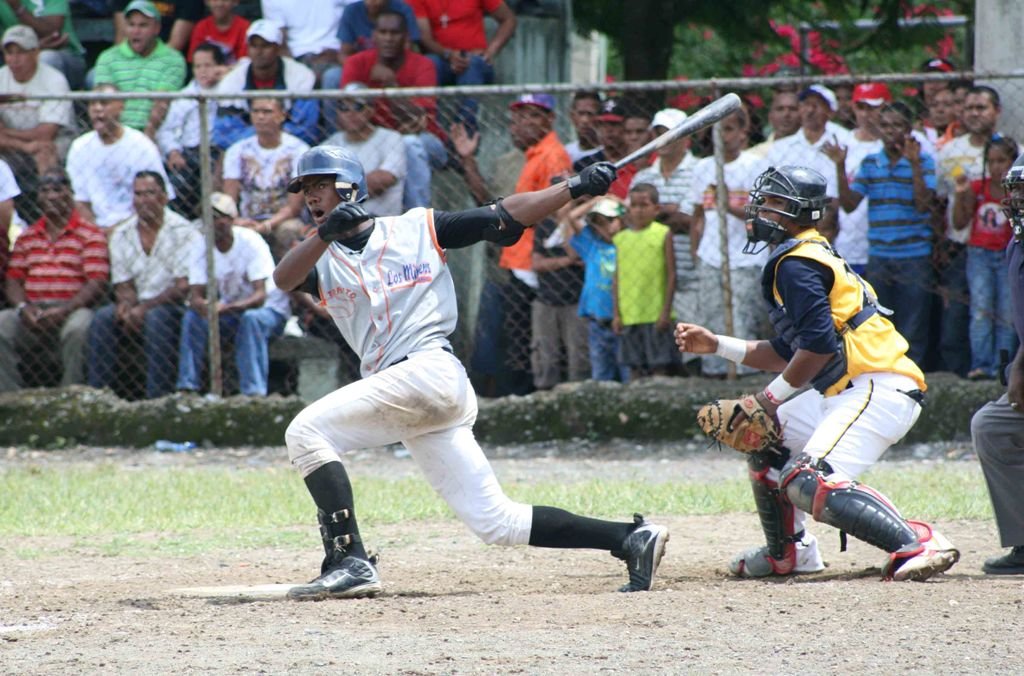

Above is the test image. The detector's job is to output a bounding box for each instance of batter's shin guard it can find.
[317,508,364,572]
[746,451,802,573]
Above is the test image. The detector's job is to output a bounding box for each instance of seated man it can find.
[0,0,86,89]
[324,84,406,217]
[176,192,290,397]
[213,19,320,149]
[113,0,203,54]
[221,97,309,259]
[65,83,173,230]
[93,0,187,139]
[86,172,197,400]
[336,0,420,58]
[0,25,75,223]
[0,168,107,391]
[260,0,344,82]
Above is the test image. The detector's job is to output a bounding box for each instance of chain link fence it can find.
[2,70,1023,400]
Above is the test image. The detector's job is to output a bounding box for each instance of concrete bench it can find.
[268,334,343,402]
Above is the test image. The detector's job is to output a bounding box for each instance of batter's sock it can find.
[304,461,368,560]
[528,506,634,550]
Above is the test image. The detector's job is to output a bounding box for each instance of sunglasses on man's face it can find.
[337,101,368,112]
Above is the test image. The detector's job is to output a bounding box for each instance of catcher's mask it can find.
[1002,153,1024,244]
[744,165,828,254]
[287,145,368,204]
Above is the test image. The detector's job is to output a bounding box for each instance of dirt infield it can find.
[2,446,1022,674]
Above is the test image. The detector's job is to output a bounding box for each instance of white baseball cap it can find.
[798,84,838,113]
[650,108,687,131]
[210,192,238,218]
[246,19,283,45]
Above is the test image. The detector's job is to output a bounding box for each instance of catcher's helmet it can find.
[287,145,368,203]
[1002,153,1024,244]
[744,165,828,252]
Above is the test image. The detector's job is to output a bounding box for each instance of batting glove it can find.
[318,202,372,243]
[567,161,617,199]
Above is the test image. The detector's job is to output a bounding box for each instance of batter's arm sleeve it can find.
[433,203,524,249]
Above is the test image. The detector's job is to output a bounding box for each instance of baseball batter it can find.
[272,146,668,600]
[675,165,960,581]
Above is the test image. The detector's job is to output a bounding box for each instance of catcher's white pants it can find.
[285,348,533,546]
[775,372,923,530]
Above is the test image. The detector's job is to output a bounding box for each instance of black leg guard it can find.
[316,508,365,572]
[747,449,801,563]
[780,454,919,554]
[303,462,367,562]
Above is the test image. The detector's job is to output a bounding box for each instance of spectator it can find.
[0,158,18,296]
[622,106,652,155]
[564,90,602,165]
[66,83,173,230]
[337,0,420,59]
[918,57,956,112]
[408,0,516,129]
[261,0,346,81]
[829,101,938,367]
[934,85,1003,377]
[951,136,1020,381]
[566,196,628,382]
[631,107,698,369]
[0,0,85,89]
[687,108,764,378]
[612,182,676,378]
[94,0,187,139]
[920,85,959,151]
[574,99,630,198]
[176,191,290,397]
[394,100,446,210]
[113,0,203,54]
[324,84,407,216]
[0,24,75,224]
[832,82,856,130]
[748,89,801,159]
[156,42,227,220]
[213,19,320,149]
[221,96,309,259]
[530,209,588,390]
[186,0,250,64]
[0,167,107,391]
[86,172,196,399]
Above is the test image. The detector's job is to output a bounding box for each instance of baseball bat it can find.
[613,92,742,169]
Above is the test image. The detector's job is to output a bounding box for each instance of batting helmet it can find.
[287,145,368,203]
[744,165,828,251]
[1002,153,1024,244]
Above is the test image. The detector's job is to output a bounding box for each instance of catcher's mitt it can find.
[696,394,781,454]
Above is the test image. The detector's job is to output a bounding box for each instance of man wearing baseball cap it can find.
[93,0,186,138]
[573,99,628,176]
[212,18,320,149]
[112,0,203,54]
[0,0,87,88]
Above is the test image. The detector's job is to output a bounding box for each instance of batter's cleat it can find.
[287,555,382,601]
[884,525,959,582]
[618,514,669,592]
[729,534,825,578]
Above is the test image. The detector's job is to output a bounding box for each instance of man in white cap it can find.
[213,18,320,149]
[93,0,186,139]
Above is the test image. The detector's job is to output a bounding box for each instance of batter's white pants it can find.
[285,347,533,546]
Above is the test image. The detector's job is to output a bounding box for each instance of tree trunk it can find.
[620,0,677,111]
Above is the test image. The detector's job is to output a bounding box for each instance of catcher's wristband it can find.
[714,335,747,363]
[763,374,799,405]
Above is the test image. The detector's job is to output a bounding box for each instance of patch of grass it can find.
[0,462,991,557]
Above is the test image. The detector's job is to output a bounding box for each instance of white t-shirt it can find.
[156,79,218,156]
[765,126,847,199]
[325,127,407,216]
[565,141,602,165]
[222,133,310,220]
[936,134,986,243]
[834,134,882,266]
[187,226,291,317]
[0,158,20,201]
[0,62,74,132]
[261,0,347,57]
[690,151,766,269]
[65,127,175,228]
[108,208,199,300]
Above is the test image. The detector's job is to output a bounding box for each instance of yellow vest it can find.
[767,230,926,396]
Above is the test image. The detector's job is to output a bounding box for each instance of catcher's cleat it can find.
[618,514,669,592]
[883,524,959,582]
[287,555,382,601]
[729,533,824,578]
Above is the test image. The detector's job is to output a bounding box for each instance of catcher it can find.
[676,165,960,581]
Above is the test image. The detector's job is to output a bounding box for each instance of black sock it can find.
[528,506,634,550]
[303,461,367,559]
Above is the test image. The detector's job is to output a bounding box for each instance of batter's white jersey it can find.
[314,207,455,376]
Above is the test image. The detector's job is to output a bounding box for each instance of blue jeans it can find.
[865,255,934,368]
[176,307,286,396]
[86,303,183,399]
[966,246,1018,376]
[427,53,494,133]
[587,319,629,383]
[937,243,970,376]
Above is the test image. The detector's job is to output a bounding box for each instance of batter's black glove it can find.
[567,161,617,199]
[318,202,372,242]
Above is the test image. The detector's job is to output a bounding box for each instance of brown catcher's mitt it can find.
[696,394,782,453]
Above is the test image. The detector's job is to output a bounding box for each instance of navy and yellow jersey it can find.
[763,229,926,396]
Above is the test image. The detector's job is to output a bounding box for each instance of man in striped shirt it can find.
[0,168,108,390]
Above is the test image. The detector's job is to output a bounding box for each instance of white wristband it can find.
[763,374,799,405]
[713,335,747,363]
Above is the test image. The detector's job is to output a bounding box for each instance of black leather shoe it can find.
[982,546,1024,575]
